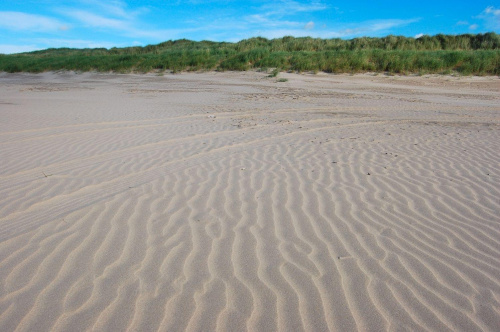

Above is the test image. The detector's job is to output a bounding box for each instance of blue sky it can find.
[1,1,499,54]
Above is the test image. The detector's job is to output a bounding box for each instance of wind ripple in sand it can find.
[0,72,499,331]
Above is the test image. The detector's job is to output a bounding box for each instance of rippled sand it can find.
[0,71,499,331]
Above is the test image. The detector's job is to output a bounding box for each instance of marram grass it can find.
[1,33,499,75]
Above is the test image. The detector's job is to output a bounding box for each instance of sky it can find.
[0,0,499,54]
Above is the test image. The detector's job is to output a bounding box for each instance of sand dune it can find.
[0,71,499,331]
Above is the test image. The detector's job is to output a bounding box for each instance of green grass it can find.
[268,68,280,77]
[1,33,499,75]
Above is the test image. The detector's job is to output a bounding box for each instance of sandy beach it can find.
[0,71,499,331]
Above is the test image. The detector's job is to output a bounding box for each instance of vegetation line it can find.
[1,33,499,75]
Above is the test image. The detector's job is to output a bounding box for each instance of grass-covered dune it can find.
[1,33,499,75]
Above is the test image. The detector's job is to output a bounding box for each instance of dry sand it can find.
[0,71,499,331]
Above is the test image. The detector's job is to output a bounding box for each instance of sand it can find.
[0,71,499,331]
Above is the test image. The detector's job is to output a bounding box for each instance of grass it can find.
[1,33,499,75]
[268,68,280,77]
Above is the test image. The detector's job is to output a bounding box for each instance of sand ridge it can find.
[0,71,499,331]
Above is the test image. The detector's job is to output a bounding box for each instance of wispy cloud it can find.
[80,0,130,18]
[244,0,326,28]
[478,6,500,29]
[484,6,500,16]
[231,18,420,41]
[65,10,128,29]
[319,18,420,38]
[1,1,475,53]
[245,14,301,27]
[78,0,148,19]
[368,19,419,32]
[237,2,418,40]
[56,0,141,31]
[259,0,328,16]
[58,5,180,40]
[0,12,66,32]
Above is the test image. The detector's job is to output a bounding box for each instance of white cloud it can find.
[65,10,128,29]
[0,12,65,32]
[232,18,420,41]
[244,0,327,29]
[79,0,148,19]
[476,6,500,29]
[0,1,426,52]
[273,0,327,13]
[368,19,418,31]
[469,24,478,30]
[415,33,424,38]
[484,6,500,16]
[255,0,328,18]
[245,14,300,27]
[304,21,315,30]
[323,19,420,38]
[81,0,129,18]
[57,5,180,40]
[244,18,420,40]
